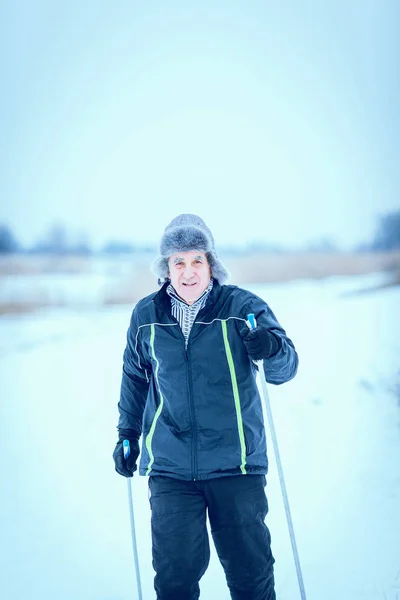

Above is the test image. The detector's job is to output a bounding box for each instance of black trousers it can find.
[149,474,276,600]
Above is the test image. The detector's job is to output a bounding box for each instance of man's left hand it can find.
[242,326,281,360]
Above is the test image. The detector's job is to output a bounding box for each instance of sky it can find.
[2,0,399,250]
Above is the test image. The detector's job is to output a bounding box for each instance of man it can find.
[113,214,298,600]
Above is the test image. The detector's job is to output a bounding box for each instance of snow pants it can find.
[149,474,276,600]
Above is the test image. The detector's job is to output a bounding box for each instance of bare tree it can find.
[373,211,400,251]
[0,224,20,253]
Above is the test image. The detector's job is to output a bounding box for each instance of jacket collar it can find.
[166,278,214,308]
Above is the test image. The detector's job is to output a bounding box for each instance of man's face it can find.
[168,250,211,305]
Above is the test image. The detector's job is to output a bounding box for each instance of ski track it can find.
[0,274,399,600]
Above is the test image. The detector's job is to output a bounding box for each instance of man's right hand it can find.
[112,430,140,477]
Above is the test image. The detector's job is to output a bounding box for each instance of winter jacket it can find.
[117,281,298,481]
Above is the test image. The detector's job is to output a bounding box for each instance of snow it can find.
[0,274,399,599]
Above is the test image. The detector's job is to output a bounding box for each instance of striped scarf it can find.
[166,279,214,347]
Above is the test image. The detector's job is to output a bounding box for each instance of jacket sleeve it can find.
[246,294,299,385]
[117,308,152,435]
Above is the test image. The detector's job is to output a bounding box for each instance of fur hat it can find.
[152,214,229,285]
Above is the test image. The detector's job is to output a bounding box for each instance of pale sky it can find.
[2,1,399,250]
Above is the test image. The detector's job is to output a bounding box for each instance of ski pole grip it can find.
[247,313,257,330]
[123,439,131,459]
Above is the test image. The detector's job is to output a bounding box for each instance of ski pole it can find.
[123,440,143,600]
[247,314,307,600]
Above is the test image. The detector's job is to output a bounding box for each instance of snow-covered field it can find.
[1,273,399,600]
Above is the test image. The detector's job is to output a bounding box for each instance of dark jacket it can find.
[117,281,298,480]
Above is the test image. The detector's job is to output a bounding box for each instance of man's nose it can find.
[183,264,195,277]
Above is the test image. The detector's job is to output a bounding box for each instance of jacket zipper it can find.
[186,342,197,480]
[171,316,197,480]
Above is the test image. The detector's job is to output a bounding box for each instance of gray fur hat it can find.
[152,214,229,285]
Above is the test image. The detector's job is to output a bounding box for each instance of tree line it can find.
[0,211,399,254]
[0,223,155,255]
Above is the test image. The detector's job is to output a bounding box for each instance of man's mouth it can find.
[182,282,197,287]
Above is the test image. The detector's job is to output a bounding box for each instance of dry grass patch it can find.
[0,254,93,276]
[222,251,400,285]
[1,251,399,315]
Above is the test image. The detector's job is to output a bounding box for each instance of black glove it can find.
[242,326,281,360]
[113,429,140,478]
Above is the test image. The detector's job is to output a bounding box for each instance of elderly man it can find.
[113,214,298,600]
